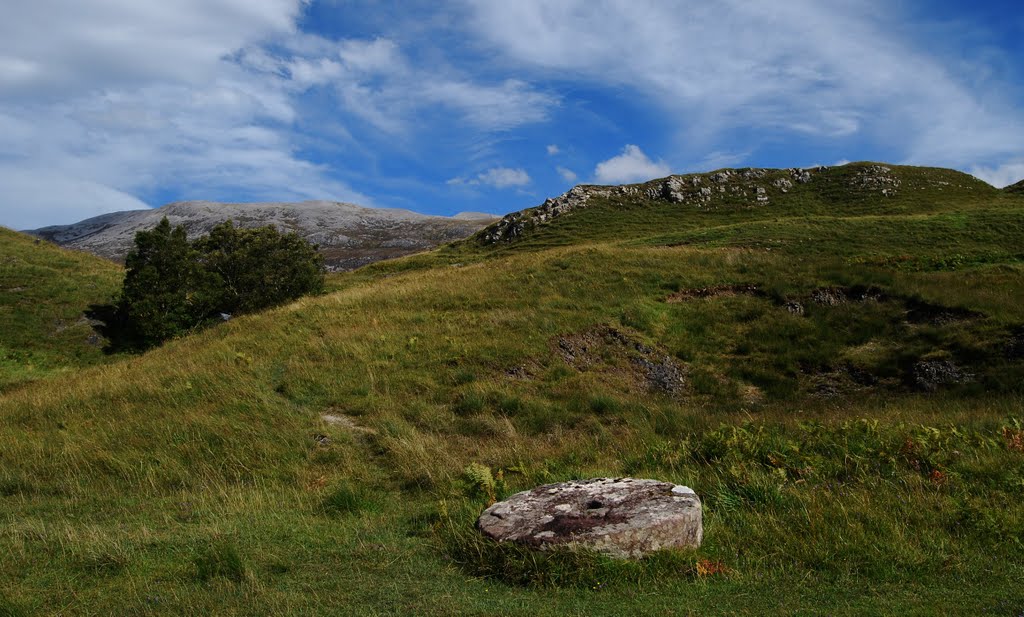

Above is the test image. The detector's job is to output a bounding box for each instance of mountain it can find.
[27,200,497,271]
[1006,178,1024,194]
[2,163,1024,614]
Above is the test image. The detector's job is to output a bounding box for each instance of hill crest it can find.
[479,162,997,244]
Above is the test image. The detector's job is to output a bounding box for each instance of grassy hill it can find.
[0,227,123,391]
[1,163,1023,615]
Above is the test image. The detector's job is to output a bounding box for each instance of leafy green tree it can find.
[116,218,325,349]
[194,221,325,315]
[119,218,217,347]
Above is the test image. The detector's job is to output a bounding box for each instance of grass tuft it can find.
[321,482,374,516]
[193,538,249,583]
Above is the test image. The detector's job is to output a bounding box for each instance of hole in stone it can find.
[586,500,604,510]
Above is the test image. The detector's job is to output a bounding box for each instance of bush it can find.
[194,221,325,315]
[118,218,325,348]
[119,218,216,346]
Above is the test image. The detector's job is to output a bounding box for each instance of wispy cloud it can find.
[461,0,1024,173]
[0,0,378,229]
[0,3,558,228]
[448,167,532,189]
[242,35,558,135]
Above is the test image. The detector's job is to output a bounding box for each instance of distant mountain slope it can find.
[0,227,122,390]
[28,200,497,270]
[1006,178,1024,194]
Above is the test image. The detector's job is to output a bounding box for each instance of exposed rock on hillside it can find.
[29,201,497,271]
[555,325,687,397]
[479,163,991,245]
[477,478,702,558]
[480,167,822,244]
[912,358,973,392]
[665,284,763,302]
[852,165,901,197]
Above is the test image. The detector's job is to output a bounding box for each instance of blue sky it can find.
[1,0,1023,230]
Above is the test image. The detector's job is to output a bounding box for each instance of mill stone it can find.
[477,477,702,559]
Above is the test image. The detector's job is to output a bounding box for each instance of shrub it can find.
[119,218,217,347]
[194,221,325,315]
[118,218,325,348]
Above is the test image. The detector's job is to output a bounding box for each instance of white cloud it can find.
[0,168,150,230]
[557,166,577,182]
[448,167,532,189]
[969,160,1024,188]
[462,0,1024,171]
[0,4,557,229]
[0,0,303,100]
[241,36,558,135]
[594,145,670,184]
[0,0,384,228]
[547,144,560,155]
[422,79,557,130]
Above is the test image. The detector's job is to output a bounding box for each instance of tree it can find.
[194,221,325,315]
[119,218,216,347]
[117,218,325,348]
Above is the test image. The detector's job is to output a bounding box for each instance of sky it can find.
[1,0,1023,230]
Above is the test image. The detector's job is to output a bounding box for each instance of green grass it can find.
[1,164,1023,614]
[0,227,123,391]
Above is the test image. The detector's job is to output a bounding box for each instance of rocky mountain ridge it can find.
[28,200,497,271]
[480,162,1008,244]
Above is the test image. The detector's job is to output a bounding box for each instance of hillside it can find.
[1,163,1023,615]
[28,200,497,271]
[0,227,123,391]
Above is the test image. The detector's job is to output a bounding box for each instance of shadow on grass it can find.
[84,303,144,354]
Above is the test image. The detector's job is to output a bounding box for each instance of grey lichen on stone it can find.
[477,478,702,559]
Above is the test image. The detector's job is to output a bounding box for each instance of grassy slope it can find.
[0,227,123,391]
[2,164,1024,615]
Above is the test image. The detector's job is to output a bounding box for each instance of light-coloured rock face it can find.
[477,478,702,559]
[478,166,833,243]
[27,200,497,271]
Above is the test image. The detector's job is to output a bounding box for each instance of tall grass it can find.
[1,165,1023,614]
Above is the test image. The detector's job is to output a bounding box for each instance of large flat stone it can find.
[477,477,702,559]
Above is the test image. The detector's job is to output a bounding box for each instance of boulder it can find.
[912,359,973,392]
[477,478,702,559]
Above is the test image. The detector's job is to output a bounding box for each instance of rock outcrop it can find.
[478,162,992,246]
[477,478,702,559]
[912,358,973,392]
[852,165,901,197]
[479,166,833,244]
[554,326,687,397]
